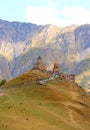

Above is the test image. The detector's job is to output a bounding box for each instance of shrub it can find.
[0,79,7,87]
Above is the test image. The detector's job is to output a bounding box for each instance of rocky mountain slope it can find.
[0,19,90,89]
[0,70,90,130]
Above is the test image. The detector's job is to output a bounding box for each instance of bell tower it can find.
[53,63,60,74]
[32,56,46,71]
[37,56,42,64]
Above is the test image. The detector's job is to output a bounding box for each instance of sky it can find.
[0,0,90,27]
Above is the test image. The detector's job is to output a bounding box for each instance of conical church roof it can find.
[37,56,42,59]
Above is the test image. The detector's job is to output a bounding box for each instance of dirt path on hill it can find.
[68,108,85,130]
[39,105,84,129]
[63,101,86,130]
[0,89,7,97]
[38,98,86,130]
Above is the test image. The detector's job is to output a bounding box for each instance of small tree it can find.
[0,79,7,87]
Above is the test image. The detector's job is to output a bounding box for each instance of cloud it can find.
[47,1,57,7]
[26,7,63,26]
[26,6,90,27]
[60,7,90,25]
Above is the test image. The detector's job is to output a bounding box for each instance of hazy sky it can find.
[0,0,90,26]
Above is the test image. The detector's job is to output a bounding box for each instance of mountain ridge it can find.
[0,19,90,90]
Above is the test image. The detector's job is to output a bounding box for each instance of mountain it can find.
[0,19,90,90]
[0,70,90,130]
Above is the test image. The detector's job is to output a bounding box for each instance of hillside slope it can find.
[0,70,90,130]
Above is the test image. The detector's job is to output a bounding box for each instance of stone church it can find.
[32,56,75,82]
[32,56,46,71]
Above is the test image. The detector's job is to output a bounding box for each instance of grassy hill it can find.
[0,70,90,130]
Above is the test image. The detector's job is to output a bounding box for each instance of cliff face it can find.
[0,19,90,89]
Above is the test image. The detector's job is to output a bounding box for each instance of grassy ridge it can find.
[0,70,90,130]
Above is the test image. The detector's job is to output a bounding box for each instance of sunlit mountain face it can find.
[0,19,90,90]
